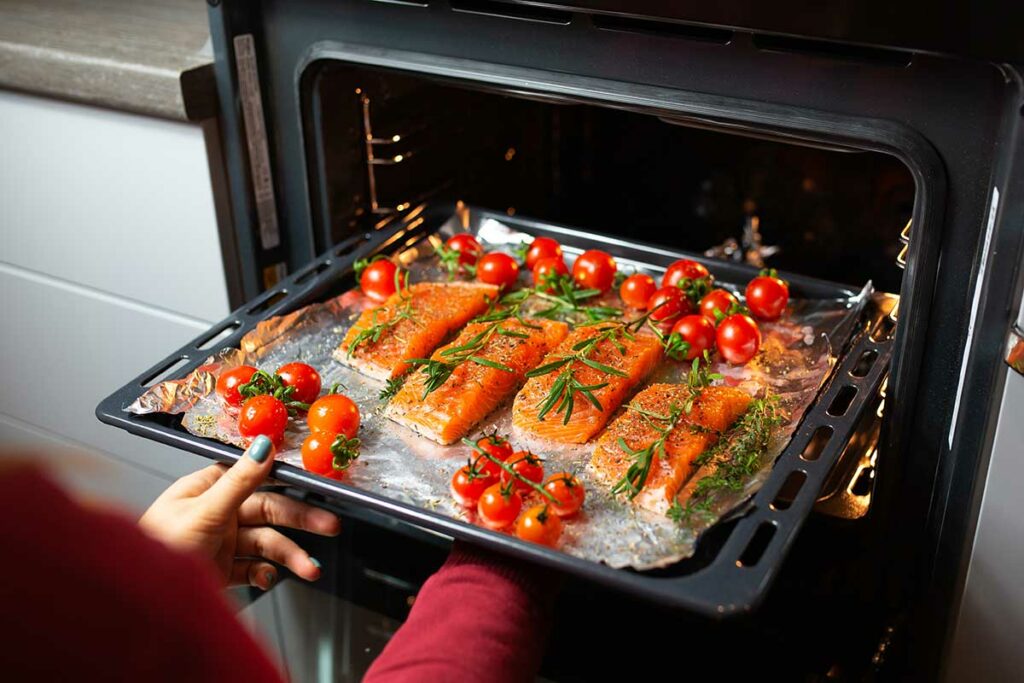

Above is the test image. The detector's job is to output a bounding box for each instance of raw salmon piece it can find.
[335,282,498,380]
[512,324,663,444]
[385,318,569,444]
[590,383,752,512]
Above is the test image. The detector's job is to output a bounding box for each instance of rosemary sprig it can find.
[532,273,622,322]
[462,437,559,504]
[405,321,517,399]
[378,376,404,402]
[675,394,784,523]
[346,276,416,356]
[435,242,476,280]
[611,402,686,499]
[525,321,636,424]
[681,351,723,415]
[238,369,311,413]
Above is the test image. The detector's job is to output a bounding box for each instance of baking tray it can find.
[96,203,892,616]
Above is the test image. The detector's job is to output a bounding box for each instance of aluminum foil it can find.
[129,214,870,570]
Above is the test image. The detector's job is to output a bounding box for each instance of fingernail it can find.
[264,571,276,589]
[248,435,273,463]
[309,556,322,570]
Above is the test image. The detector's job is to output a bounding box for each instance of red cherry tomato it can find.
[500,451,545,492]
[275,362,322,405]
[306,394,360,438]
[477,483,523,530]
[359,259,401,303]
[663,259,711,288]
[646,286,691,326]
[238,395,289,446]
[476,252,520,289]
[525,237,563,270]
[543,473,586,518]
[216,365,258,407]
[619,273,657,309]
[670,315,718,361]
[451,465,496,507]
[572,249,617,292]
[746,275,790,321]
[471,434,515,479]
[301,432,346,480]
[532,256,569,292]
[716,314,762,365]
[515,504,563,547]
[699,289,739,322]
[445,233,484,266]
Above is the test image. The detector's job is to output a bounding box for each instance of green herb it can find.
[405,321,517,399]
[346,283,416,356]
[712,300,752,324]
[353,254,389,278]
[434,241,478,280]
[238,369,310,413]
[531,273,622,322]
[462,437,559,504]
[525,321,641,424]
[378,377,404,402]
[611,402,686,499]
[512,240,530,263]
[680,351,723,415]
[675,394,783,523]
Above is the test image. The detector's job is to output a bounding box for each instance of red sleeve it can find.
[0,466,284,683]
[364,542,561,683]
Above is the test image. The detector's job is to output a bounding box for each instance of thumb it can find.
[202,435,276,518]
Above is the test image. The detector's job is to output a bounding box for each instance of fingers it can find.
[238,492,342,536]
[236,527,323,582]
[230,559,278,590]
[200,436,276,519]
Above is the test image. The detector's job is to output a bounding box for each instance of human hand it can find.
[138,435,340,590]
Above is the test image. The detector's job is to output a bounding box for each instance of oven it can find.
[100,1,1024,679]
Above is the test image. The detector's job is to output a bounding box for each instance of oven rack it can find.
[96,203,892,617]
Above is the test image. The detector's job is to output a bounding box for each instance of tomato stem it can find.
[462,437,559,504]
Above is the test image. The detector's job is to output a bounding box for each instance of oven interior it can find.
[273,58,918,678]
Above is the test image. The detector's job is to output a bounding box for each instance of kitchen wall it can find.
[0,89,229,512]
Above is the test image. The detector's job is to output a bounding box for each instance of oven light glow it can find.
[392,134,401,142]
[393,154,404,162]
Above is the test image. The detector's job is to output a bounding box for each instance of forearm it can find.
[364,543,561,683]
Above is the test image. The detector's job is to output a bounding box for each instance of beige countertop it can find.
[0,0,214,121]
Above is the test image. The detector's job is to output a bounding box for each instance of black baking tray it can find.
[96,203,892,617]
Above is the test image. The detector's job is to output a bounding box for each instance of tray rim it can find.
[95,202,891,617]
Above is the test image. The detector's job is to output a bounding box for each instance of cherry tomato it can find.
[476,252,520,289]
[275,362,322,404]
[716,314,762,365]
[515,504,563,547]
[445,233,484,266]
[646,286,691,326]
[359,259,401,303]
[216,365,258,408]
[477,483,523,530]
[670,315,718,361]
[699,289,739,322]
[543,473,586,518]
[619,273,657,309]
[746,274,790,321]
[471,434,515,479]
[238,394,289,446]
[525,237,563,270]
[306,393,360,438]
[572,249,617,292]
[663,259,711,288]
[451,465,495,507]
[532,256,569,292]
[301,432,345,480]
[500,451,545,492]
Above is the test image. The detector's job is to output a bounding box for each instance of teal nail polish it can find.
[264,571,276,588]
[309,556,322,570]
[248,435,272,463]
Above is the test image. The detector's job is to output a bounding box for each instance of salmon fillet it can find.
[335,282,498,380]
[512,324,663,443]
[385,318,569,444]
[590,383,752,512]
